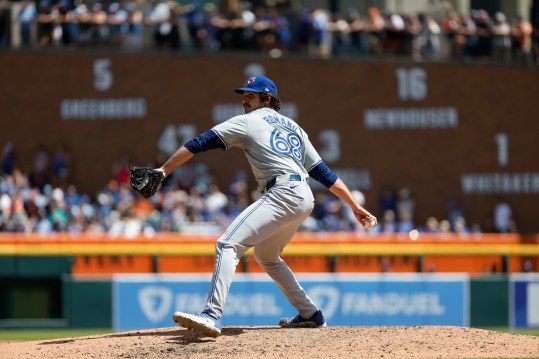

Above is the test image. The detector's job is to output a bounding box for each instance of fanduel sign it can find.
[113,273,469,331]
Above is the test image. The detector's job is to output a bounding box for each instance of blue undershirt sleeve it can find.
[184,129,227,154]
[308,161,338,189]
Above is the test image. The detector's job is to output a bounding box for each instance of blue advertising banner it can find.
[113,273,469,331]
[510,273,539,329]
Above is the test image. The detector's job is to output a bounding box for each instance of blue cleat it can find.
[279,310,327,328]
[173,311,222,337]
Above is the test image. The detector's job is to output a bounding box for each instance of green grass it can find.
[477,327,539,337]
[0,326,538,342]
[0,328,113,342]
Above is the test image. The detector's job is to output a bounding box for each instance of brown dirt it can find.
[1,326,539,359]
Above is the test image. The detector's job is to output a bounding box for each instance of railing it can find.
[1,233,537,274]
[1,232,537,254]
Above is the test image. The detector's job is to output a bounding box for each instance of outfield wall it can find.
[1,233,538,329]
[57,273,536,330]
[1,52,538,232]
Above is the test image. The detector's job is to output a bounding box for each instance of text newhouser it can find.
[364,107,458,129]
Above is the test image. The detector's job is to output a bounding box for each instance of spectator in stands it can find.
[112,156,131,185]
[1,155,492,236]
[73,3,93,46]
[98,180,118,218]
[3,3,538,66]
[510,15,533,64]
[0,7,9,47]
[493,196,513,233]
[227,170,248,201]
[377,209,398,233]
[205,184,228,222]
[201,2,227,52]
[221,1,253,51]
[401,14,421,57]
[491,12,512,63]
[445,13,476,60]
[296,7,313,56]
[18,0,37,47]
[397,210,414,233]
[267,7,291,54]
[313,193,343,232]
[533,11,539,64]
[346,8,365,55]
[35,206,53,233]
[364,6,385,55]
[160,188,188,231]
[57,0,75,47]
[1,143,16,175]
[453,216,471,235]
[186,185,206,222]
[124,2,144,49]
[28,144,50,191]
[225,190,249,221]
[107,2,128,47]
[420,216,439,233]
[64,184,81,208]
[252,7,273,51]
[311,7,330,58]
[472,9,492,63]
[145,0,179,50]
[446,198,464,232]
[52,143,71,189]
[442,10,460,58]
[383,10,405,55]
[116,183,136,216]
[240,1,256,48]
[396,188,415,221]
[90,1,109,46]
[460,13,478,60]
[10,192,32,232]
[49,187,69,231]
[184,4,205,50]
[0,195,7,231]
[328,12,350,56]
[36,0,56,46]
[416,14,441,60]
[438,219,452,234]
[143,208,162,234]
[378,185,397,218]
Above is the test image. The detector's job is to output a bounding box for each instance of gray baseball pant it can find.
[203,175,318,319]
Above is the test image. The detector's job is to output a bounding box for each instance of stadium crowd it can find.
[3,0,539,64]
[0,142,516,237]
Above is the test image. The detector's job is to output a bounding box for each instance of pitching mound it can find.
[1,326,539,359]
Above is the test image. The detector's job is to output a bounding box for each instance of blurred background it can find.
[0,0,538,336]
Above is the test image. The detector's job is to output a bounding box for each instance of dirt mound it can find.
[1,326,539,359]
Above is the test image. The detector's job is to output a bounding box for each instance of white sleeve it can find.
[302,131,322,171]
[212,115,249,149]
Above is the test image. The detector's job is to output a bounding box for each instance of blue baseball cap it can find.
[234,76,278,97]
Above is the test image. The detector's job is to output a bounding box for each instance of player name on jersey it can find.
[262,115,298,132]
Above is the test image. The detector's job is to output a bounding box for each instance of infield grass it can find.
[479,326,539,337]
[0,326,538,342]
[0,328,113,341]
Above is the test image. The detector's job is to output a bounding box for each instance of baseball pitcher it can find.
[152,75,377,337]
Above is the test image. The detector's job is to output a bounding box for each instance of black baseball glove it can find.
[130,166,165,198]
